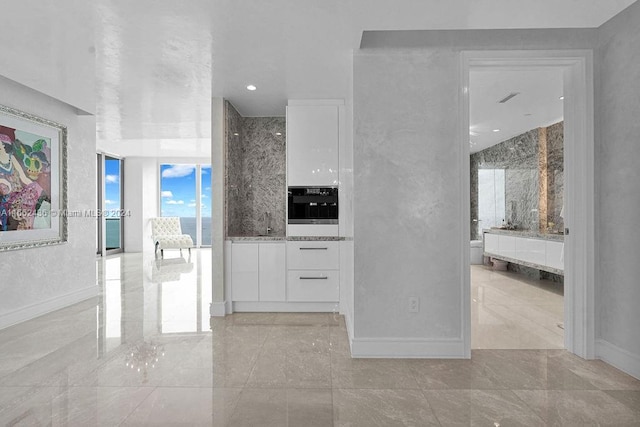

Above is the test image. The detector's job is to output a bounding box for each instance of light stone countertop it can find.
[227,236,348,242]
[483,228,565,242]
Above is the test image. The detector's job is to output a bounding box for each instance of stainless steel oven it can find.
[288,187,338,224]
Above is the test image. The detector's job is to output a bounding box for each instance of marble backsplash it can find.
[470,122,564,240]
[225,101,286,237]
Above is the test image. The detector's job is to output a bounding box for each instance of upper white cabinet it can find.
[287,101,342,187]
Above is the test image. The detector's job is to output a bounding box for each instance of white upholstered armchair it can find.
[150,217,194,258]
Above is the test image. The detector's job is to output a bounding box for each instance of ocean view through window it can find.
[160,164,212,247]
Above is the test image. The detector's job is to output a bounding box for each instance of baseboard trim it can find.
[351,337,466,358]
[596,339,640,380]
[232,301,340,313]
[210,301,227,317]
[0,286,98,330]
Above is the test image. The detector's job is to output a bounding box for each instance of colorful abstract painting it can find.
[0,104,66,251]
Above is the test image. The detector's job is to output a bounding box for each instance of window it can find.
[478,169,506,233]
[160,164,211,247]
[105,156,123,251]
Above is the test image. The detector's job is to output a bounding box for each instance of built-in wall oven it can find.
[288,187,338,224]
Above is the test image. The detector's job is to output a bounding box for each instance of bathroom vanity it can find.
[483,229,564,275]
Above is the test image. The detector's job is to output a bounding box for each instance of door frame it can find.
[460,50,595,359]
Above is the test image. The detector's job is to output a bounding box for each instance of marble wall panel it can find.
[224,101,244,237]
[546,122,564,231]
[471,129,539,234]
[471,123,564,239]
[241,117,286,236]
[224,101,286,237]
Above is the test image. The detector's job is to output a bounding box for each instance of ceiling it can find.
[469,69,564,153]
[212,0,635,117]
[95,0,636,156]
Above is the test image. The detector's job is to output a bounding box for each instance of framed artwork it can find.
[0,104,67,251]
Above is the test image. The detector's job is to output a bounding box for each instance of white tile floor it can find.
[1,250,638,426]
[471,264,564,349]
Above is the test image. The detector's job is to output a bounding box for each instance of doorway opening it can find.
[469,68,565,349]
[461,51,595,359]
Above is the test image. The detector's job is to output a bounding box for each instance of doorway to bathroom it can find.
[469,68,565,350]
[461,51,595,359]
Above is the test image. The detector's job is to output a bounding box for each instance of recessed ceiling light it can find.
[246,84,257,91]
[493,129,501,132]
[559,96,564,100]
[275,132,282,136]
[233,133,239,136]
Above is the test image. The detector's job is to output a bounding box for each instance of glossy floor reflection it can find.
[472,264,564,350]
[0,250,639,426]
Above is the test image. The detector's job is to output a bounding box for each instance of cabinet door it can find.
[259,243,286,301]
[231,243,259,301]
[287,105,339,186]
[287,270,340,302]
[546,241,564,271]
[484,233,499,254]
[287,241,339,270]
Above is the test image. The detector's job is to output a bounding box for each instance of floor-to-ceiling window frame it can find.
[159,163,212,248]
[97,152,125,255]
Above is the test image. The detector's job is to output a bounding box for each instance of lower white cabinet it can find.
[259,243,286,301]
[230,240,340,304]
[231,243,259,301]
[231,242,285,302]
[287,270,339,302]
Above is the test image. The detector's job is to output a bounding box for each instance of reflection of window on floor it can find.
[478,169,506,232]
[104,257,122,352]
[160,164,212,247]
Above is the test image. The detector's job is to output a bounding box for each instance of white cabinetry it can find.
[545,241,564,270]
[484,233,499,254]
[286,241,339,302]
[286,101,341,187]
[231,243,259,301]
[259,243,286,301]
[483,231,564,273]
[231,242,285,302]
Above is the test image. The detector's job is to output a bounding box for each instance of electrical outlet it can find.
[408,297,419,313]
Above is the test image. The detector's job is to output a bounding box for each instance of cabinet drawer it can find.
[286,241,339,270]
[287,270,339,302]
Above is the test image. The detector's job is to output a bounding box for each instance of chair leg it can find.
[161,249,164,258]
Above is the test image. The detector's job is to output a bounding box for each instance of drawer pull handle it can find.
[300,276,328,280]
[300,247,328,250]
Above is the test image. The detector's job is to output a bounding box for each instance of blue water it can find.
[105,217,213,249]
[180,217,213,246]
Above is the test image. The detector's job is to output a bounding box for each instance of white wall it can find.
[123,157,159,253]
[352,30,600,358]
[211,98,225,312]
[0,0,95,114]
[595,1,640,379]
[353,49,463,356]
[0,75,97,328]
